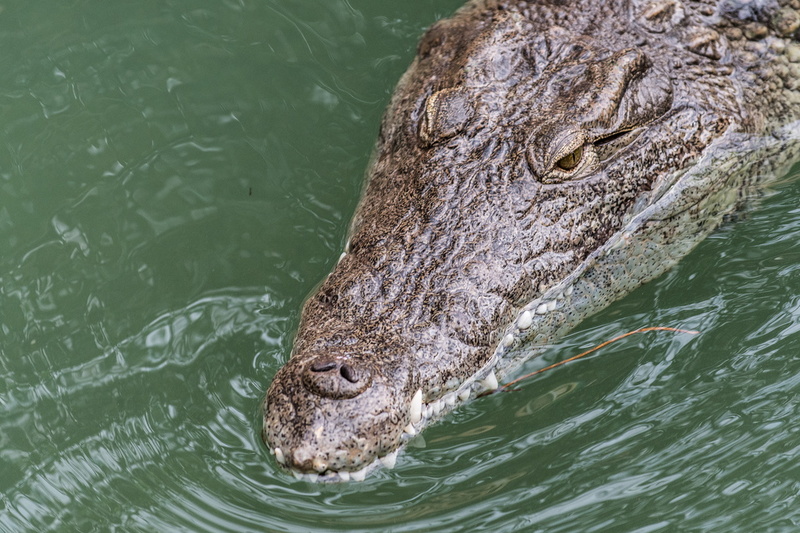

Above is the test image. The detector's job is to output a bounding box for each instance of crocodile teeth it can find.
[350,468,367,482]
[274,447,286,465]
[458,389,471,401]
[409,389,423,424]
[517,310,533,329]
[536,303,548,315]
[380,451,398,469]
[444,392,456,406]
[481,370,499,391]
[403,423,417,436]
[338,471,351,482]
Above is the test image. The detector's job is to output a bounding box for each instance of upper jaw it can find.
[264,351,505,482]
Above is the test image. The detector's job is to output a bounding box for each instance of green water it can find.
[1,1,799,531]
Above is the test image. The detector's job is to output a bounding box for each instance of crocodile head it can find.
[263,4,761,481]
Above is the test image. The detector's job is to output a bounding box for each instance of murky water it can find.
[1,1,799,531]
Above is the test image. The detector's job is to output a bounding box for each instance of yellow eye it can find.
[555,145,583,171]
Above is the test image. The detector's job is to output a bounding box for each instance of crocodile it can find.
[262,0,800,482]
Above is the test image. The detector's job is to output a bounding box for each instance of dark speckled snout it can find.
[302,355,373,399]
[264,339,421,479]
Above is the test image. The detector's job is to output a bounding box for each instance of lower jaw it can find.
[278,449,399,482]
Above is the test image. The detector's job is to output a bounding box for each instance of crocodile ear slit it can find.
[593,128,641,162]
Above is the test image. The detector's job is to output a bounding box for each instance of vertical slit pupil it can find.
[556,145,583,171]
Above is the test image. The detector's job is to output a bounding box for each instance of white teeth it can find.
[565,285,574,296]
[338,471,351,482]
[307,473,318,483]
[338,252,346,262]
[517,310,533,329]
[547,300,557,311]
[350,469,367,482]
[459,389,471,401]
[404,423,417,436]
[292,471,303,480]
[380,451,398,469]
[444,393,456,406]
[433,401,443,416]
[422,405,432,419]
[274,448,286,465]
[409,389,423,424]
[536,303,548,315]
[481,370,499,391]
[502,333,515,347]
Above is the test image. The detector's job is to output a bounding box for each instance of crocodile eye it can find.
[555,145,583,171]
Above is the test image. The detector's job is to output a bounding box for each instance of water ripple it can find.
[1,1,799,531]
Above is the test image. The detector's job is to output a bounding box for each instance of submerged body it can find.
[264,0,800,481]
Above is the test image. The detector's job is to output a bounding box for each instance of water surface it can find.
[1,1,799,531]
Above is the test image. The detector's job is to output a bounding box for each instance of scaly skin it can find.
[263,0,800,481]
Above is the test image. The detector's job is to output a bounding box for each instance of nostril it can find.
[302,356,372,399]
[339,364,358,383]
[310,361,337,373]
